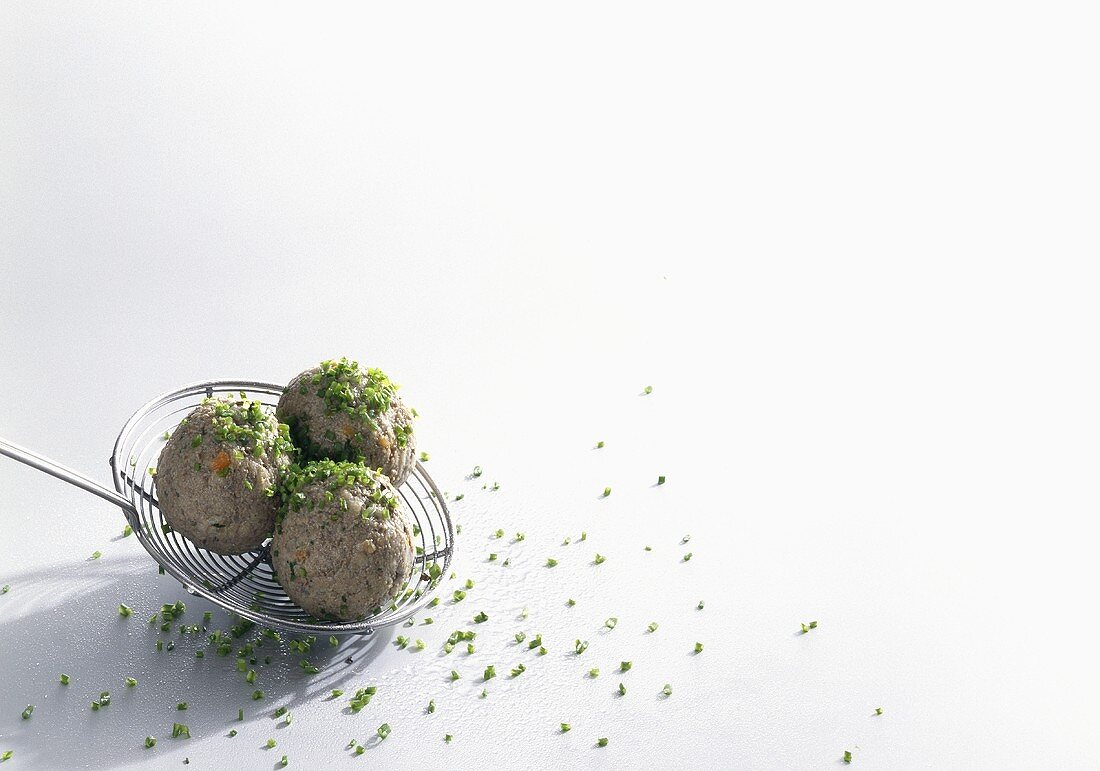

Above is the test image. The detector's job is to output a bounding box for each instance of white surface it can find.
[2,1,1100,768]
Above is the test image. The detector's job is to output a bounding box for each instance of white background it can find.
[2,1,1099,768]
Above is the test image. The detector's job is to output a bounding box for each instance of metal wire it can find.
[109,379,453,636]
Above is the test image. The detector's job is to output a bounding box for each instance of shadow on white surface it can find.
[0,555,392,768]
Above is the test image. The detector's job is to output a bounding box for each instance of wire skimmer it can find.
[0,379,454,635]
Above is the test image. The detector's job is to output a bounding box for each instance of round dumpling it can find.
[272,460,417,621]
[276,358,417,486]
[156,397,294,554]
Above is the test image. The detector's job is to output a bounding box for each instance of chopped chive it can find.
[144,737,156,748]
[488,553,498,562]
[875,707,884,715]
[483,665,496,681]
[266,738,277,749]
[596,441,604,448]
[472,466,483,478]
[444,734,453,743]
[172,723,190,738]
[697,600,705,610]
[662,684,672,696]
[515,632,526,644]
[377,723,391,740]
[122,524,133,537]
[657,475,666,485]
[355,746,365,755]
[588,668,600,678]
[479,689,487,699]
[466,643,475,654]
[177,703,188,711]
[238,709,244,720]
[452,590,466,602]
[598,737,609,747]
[1,751,11,761]
[620,661,632,672]
[575,639,589,655]
[464,578,474,589]
[91,551,102,560]
[844,750,852,763]
[280,756,288,766]
[647,622,659,633]
[228,729,237,737]
[274,707,287,718]
[252,690,264,700]
[644,546,652,551]
[694,642,703,653]
[125,677,137,687]
[618,682,626,695]
[682,552,693,562]
[579,532,587,541]
[419,452,430,462]
[450,670,460,681]
[118,604,132,617]
[560,722,571,732]
[681,534,691,543]
[493,529,504,539]
[415,639,426,650]
[473,611,488,623]
[644,385,653,394]
[546,558,558,568]
[60,673,70,685]
[20,705,33,720]
[605,617,618,629]
[454,494,464,501]
[330,689,344,698]
[800,621,818,634]
[427,699,435,714]
[594,553,606,565]
[538,646,547,656]
[602,487,611,497]
[566,598,576,607]
[246,669,256,683]
[0,585,8,594]
[428,597,440,607]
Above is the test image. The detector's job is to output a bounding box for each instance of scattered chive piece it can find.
[280,756,288,767]
[238,709,244,721]
[647,622,659,633]
[598,737,609,747]
[427,699,435,714]
[694,642,703,654]
[844,750,852,764]
[91,551,102,560]
[330,689,344,698]
[515,632,526,644]
[252,690,264,700]
[658,476,666,485]
[452,590,467,602]
[588,668,600,678]
[644,385,653,394]
[596,441,604,448]
[125,677,137,687]
[445,734,453,743]
[419,452,430,462]
[528,633,542,649]
[575,639,589,655]
[488,553,498,562]
[122,524,133,537]
[800,621,818,634]
[355,746,365,755]
[0,751,11,761]
[246,669,256,684]
[229,729,237,737]
[395,635,409,649]
[21,705,33,720]
[177,703,188,711]
[329,636,339,647]
[422,617,434,625]
[681,534,691,544]
[493,529,504,539]
[644,546,652,551]
[265,739,276,749]
[0,585,7,594]
[538,646,547,656]
[377,723,391,740]
[521,606,529,619]
[566,598,576,607]
[875,707,883,715]
[119,604,132,617]
[479,689,487,699]
[682,552,693,562]
[60,673,70,685]
[428,597,440,608]
[466,643,475,654]
[472,466,483,478]
[560,722,571,732]
[662,683,672,696]
[618,682,626,696]
[273,707,287,718]
[602,487,611,497]
[483,665,496,681]
[580,531,587,541]
[450,670,461,681]
[594,553,606,565]
[416,639,426,650]
[697,600,705,610]
[546,558,558,568]
[465,578,474,589]
[172,723,190,739]
[605,617,618,629]
[620,661,632,672]
[144,737,156,748]
[473,611,488,623]
[454,494,464,501]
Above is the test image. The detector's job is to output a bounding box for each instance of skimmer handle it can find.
[0,436,136,514]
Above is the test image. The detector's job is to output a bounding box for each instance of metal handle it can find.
[0,435,136,514]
